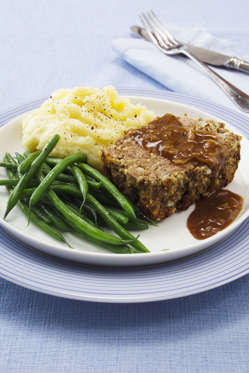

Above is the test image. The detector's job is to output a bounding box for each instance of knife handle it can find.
[184,50,249,112]
[226,57,249,74]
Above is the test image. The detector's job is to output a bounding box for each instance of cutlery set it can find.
[132,10,249,113]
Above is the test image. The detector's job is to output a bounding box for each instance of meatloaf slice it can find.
[102,114,241,221]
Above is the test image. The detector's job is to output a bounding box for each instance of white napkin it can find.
[112,26,249,109]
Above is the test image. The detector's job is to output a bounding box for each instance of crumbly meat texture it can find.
[102,114,241,221]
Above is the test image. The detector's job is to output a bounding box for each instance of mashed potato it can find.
[22,86,155,169]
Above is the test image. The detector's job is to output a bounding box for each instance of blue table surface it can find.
[0,1,249,372]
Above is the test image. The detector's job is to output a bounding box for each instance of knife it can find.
[130,25,249,74]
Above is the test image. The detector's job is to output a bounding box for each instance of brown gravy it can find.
[187,189,243,240]
[133,114,224,169]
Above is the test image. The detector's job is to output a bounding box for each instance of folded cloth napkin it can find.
[112,26,249,109]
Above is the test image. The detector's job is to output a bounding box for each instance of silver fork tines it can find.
[139,10,249,113]
[139,13,167,51]
[147,10,177,46]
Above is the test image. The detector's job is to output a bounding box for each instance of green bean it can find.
[47,154,87,167]
[37,162,51,181]
[50,183,101,205]
[124,219,149,231]
[97,192,156,226]
[15,152,37,177]
[74,230,138,254]
[52,180,72,185]
[65,202,98,226]
[52,181,77,187]
[32,206,52,224]
[88,181,102,190]
[0,162,17,169]
[39,205,70,232]
[17,151,41,174]
[38,161,53,181]
[41,164,73,183]
[3,153,37,188]
[86,177,102,190]
[90,189,118,207]
[85,175,102,189]
[67,201,98,225]
[29,153,85,210]
[65,201,99,226]
[71,227,138,254]
[0,178,39,189]
[37,165,45,181]
[62,203,137,253]
[22,187,36,197]
[56,173,75,182]
[45,157,64,166]
[71,165,88,212]
[46,157,63,166]
[3,157,69,246]
[86,193,149,253]
[0,179,19,186]
[98,206,149,227]
[3,155,16,185]
[5,156,50,226]
[105,207,129,225]
[48,190,134,246]
[4,134,60,219]
[15,152,26,164]
[84,203,98,225]
[50,184,81,197]
[6,153,18,166]
[18,201,69,246]
[44,168,101,189]
[44,157,62,166]
[41,162,52,174]
[79,163,136,219]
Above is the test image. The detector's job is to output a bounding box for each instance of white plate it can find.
[0,90,249,303]
[0,93,248,267]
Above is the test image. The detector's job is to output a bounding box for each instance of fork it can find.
[139,10,249,113]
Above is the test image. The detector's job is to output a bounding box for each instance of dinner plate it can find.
[0,89,248,302]
[0,90,248,266]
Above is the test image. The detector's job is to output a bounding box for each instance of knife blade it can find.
[130,25,249,74]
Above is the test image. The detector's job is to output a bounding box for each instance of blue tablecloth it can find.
[1,1,249,372]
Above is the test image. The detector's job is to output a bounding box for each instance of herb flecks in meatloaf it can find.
[102,114,241,221]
